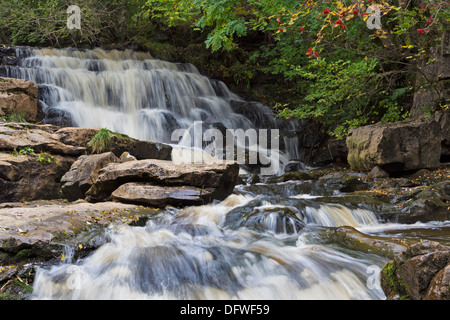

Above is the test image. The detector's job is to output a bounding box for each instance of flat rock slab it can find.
[86,159,239,203]
[0,200,157,262]
[0,122,86,156]
[111,183,215,207]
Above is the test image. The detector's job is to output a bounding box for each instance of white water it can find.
[5,47,299,173]
[4,47,393,300]
[31,193,386,300]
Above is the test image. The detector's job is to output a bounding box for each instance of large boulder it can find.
[380,240,450,300]
[346,118,442,173]
[85,159,240,204]
[60,152,119,201]
[0,77,43,123]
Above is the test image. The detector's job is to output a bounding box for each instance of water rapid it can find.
[31,192,386,300]
[4,47,448,300]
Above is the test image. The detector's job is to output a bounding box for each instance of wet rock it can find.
[284,161,305,172]
[319,172,368,193]
[397,183,450,223]
[224,198,305,234]
[86,159,240,204]
[311,226,410,258]
[346,118,442,173]
[111,183,215,208]
[61,152,119,201]
[380,240,450,300]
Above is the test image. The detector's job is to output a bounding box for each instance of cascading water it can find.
[4,47,300,173]
[6,46,448,301]
[31,192,387,300]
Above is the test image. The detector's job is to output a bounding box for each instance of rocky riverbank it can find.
[1,76,449,299]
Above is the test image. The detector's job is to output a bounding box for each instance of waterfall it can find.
[4,47,301,174]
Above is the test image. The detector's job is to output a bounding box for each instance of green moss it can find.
[380,261,412,300]
[0,279,33,300]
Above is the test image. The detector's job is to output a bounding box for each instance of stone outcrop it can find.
[0,122,87,156]
[346,117,442,173]
[0,152,75,202]
[381,240,450,300]
[85,159,240,206]
[0,77,43,123]
[0,200,157,265]
[0,122,175,203]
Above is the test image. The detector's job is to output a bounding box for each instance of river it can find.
[3,47,449,300]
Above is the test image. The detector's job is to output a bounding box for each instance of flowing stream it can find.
[4,47,450,300]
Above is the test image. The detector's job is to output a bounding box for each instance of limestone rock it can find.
[0,122,86,156]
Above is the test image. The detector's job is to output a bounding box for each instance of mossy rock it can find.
[380,261,412,300]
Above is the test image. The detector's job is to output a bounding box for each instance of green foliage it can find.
[12,146,34,157]
[0,0,149,47]
[277,57,381,139]
[89,128,129,154]
[1,0,447,138]
[38,152,57,165]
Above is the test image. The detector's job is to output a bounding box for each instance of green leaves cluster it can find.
[0,0,447,138]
